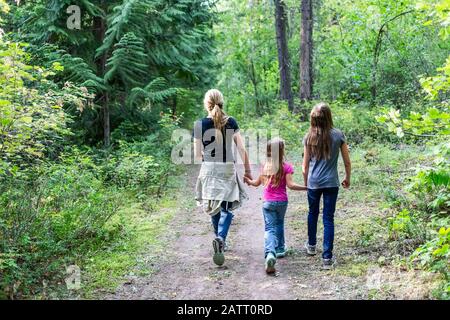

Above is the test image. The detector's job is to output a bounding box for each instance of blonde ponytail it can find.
[210,104,225,131]
[203,89,228,143]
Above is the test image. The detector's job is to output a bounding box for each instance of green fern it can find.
[58,53,107,92]
[105,32,148,90]
[8,0,217,144]
[96,0,159,58]
[128,78,177,108]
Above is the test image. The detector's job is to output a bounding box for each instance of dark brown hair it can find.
[262,138,285,188]
[305,102,333,160]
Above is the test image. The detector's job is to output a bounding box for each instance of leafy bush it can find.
[107,112,181,194]
[387,209,426,243]
[374,26,450,295]
[332,101,389,144]
[0,40,91,173]
[408,143,450,213]
[0,109,181,298]
[239,103,307,155]
[0,159,123,299]
[412,227,450,275]
[411,227,450,299]
[109,151,162,191]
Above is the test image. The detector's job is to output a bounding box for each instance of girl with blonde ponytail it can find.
[194,89,252,266]
[204,89,228,144]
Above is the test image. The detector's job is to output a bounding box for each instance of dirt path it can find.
[107,165,379,300]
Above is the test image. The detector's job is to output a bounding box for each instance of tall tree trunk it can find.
[248,0,261,114]
[300,0,313,102]
[274,0,294,112]
[93,9,110,147]
[249,59,261,114]
[262,62,270,111]
[103,92,110,146]
[171,95,177,118]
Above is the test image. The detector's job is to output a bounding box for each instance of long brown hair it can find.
[305,102,333,160]
[262,138,285,188]
[203,89,228,142]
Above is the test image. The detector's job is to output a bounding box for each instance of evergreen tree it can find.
[7,0,217,146]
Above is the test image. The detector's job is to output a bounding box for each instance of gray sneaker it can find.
[322,258,335,270]
[304,242,317,256]
[212,237,225,266]
[265,253,276,274]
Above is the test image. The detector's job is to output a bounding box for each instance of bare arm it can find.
[286,174,307,191]
[302,145,310,186]
[234,131,253,179]
[244,175,262,187]
[340,142,351,188]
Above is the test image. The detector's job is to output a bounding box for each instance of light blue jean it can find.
[262,201,288,258]
[211,202,234,241]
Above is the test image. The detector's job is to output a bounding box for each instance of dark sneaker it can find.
[322,258,335,270]
[304,242,317,256]
[212,237,225,266]
[265,253,276,274]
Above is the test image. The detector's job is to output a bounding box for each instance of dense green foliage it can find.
[0,0,206,298]
[0,43,181,298]
[4,0,215,144]
[218,0,449,118]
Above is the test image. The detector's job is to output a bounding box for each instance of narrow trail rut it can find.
[108,165,370,300]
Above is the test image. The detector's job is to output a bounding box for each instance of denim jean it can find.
[211,201,234,241]
[262,201,288,258]
[307,187,339,259]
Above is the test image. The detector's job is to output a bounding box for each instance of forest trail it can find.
[107,164,376,300]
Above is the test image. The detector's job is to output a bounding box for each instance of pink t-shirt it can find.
[262,162,294,202]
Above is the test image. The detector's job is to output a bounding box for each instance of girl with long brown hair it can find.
[194,89,252,266]
[302,102,352,269]
[245,138,306,274]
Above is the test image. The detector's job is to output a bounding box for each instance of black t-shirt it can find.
[193,117,239,162]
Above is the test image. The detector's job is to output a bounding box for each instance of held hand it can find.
[243,176,251,185]
[341,178,350,189]
[244,171,253,180]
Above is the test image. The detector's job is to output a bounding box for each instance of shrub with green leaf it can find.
[0,158,123,299]
[411,227,450,299]
[0,40,91,173]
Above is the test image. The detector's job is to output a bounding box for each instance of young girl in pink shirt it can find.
[244,138,306,274]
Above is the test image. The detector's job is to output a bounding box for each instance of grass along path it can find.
[75,178,192,299]
[105,155,437,300]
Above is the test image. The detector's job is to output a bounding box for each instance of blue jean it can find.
[262,201,288,258]
[211,202,234,241]
[307,187,339,259]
